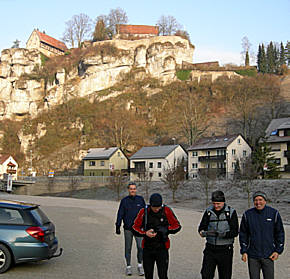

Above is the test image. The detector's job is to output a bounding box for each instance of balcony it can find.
[284,165,290,172]
[130,168,146,174]
[284,151,290,158]
[198,155,226,162]
[198,168,226,178]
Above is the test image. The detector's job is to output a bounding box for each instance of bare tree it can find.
[62,13,92,48]
[107,171,127,201]
[241,36,255,65]
[162,159,186,202]
[107,7,128,39]
[197,170,217,207]
[157,15,182,35]
[136,171,152,202]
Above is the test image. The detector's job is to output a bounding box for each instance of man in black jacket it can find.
[115,182,145,276]
[198,190,239,279]
[239,191,285,279]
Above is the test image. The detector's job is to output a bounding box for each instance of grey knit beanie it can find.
[253,191,267,201]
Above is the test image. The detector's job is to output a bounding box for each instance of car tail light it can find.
[26,227,45,242]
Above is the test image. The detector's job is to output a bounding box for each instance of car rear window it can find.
[29,207,50,226]
[0,208,24,224]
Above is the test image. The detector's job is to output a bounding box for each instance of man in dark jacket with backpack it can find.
[198,190,239,279]
[239,191,285,279]
[116,182,146,276]
[132,193,181,279]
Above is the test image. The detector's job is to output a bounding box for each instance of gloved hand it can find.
[217,232,227,238]
[116,227,121,235]
[204,231,218,237]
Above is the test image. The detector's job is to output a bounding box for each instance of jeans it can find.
[248,257,274,279]
[124,229,143,266]
[143,248,169,279]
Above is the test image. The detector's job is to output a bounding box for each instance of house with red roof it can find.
[0,154,18,180]
[26,29,67,57]
[115,24,159,39]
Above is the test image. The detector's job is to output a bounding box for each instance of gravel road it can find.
[0,193,289,279]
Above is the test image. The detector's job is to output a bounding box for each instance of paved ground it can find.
[0,193,289,279]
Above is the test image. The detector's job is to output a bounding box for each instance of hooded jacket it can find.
[239,205,285,259]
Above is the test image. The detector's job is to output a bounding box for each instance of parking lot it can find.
[1,194,289,279]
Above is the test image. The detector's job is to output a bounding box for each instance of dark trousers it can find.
[201,244,233,279]
[124,229,143,266]
[143,248,169,279]
[248,257,274,279]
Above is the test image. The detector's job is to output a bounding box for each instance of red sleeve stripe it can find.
[132,208,146,235]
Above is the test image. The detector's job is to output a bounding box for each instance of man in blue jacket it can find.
[116,182,145,276]
[239,191,285,279]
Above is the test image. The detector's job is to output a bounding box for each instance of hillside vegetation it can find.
[0,73,288,175]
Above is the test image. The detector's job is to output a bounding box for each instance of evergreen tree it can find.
[245,51,250,66]
[93,19,107,41]
[257,44,261,72]
[260,44,267,73]
[252,142,280,179]
[279,42,286,66]
[12,39,20,48]
[286,41,290,66]
[266,42,275,73]
[273,44,280,73]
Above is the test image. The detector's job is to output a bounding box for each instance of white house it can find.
[130,145,187,182]
[0,154,18,180]
[188,134,252,179]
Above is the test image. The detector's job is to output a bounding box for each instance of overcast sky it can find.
[0,0,289,65]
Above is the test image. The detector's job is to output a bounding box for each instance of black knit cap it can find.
[211,190,225,202]
[149,193,163,207]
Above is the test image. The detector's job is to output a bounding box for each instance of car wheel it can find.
[0,244,12,273]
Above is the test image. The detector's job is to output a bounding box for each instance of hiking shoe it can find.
[138,266,144,276]
[126,266,132,276]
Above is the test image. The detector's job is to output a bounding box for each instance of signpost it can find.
[7,174,12,192]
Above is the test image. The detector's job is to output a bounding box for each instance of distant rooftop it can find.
[118,24,159,35]
[83,147,119,160]
[264,117,290,143]
[130,145,179,159]
[188,135,239,151]
[35,30,67,51]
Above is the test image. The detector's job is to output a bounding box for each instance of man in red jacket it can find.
[132,193,181,279]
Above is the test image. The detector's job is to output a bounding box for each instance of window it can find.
[243,150,247,157]
[217,149,225,156]
[269,158,281,165]
[238,139,241,144]
[29,208,50,226]
[192,151,198,157]
[206,151,211,156]
[149,162,153,168]
[158,172,162,177]
[89,161,95,166]
[158,162,162,168]
[100,161,105,166]
[0,208,24,224]
[149,172,153,178]
[192,163,198,169]
[117,152,120,157]
[232,149,236,155]
[232,162,235,169]
[192,173,198,179]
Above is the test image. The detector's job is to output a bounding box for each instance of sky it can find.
[0,0,289,65]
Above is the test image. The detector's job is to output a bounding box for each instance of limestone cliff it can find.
[0,36,194,119]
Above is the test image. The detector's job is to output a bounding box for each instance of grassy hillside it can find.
[0,73,288,175]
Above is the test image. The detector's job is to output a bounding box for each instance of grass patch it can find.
[235,68,257,77]
[176,70,192,80]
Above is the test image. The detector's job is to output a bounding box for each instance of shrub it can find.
[176,70,191,80]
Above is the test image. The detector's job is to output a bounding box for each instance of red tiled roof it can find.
[118,25,159,35]
[0,154,11,164]
[36,30,67,51]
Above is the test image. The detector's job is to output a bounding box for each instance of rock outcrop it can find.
[0,36,194,119]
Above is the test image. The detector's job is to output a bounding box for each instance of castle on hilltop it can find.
[26,29,67,57]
